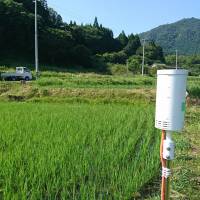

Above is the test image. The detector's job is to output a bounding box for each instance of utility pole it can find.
[176,50,178,70]
[126,60,129,76]
[142,39,145,76]
[35,0,39,79]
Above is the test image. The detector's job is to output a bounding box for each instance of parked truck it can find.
[1,67,32,81]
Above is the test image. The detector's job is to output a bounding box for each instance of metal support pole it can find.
[161,130,166,200]
[176,50,178,70]
[35,0,39,79]
[126,60,129,76]
[165,160,171,200]
[142,39,145,76]
[161,131,174,200]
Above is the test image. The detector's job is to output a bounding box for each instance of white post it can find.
[142,39,145,76]
[163,131,174,200]
[126,60,129,76]
[35,0,39,79]
[176,50,178,70]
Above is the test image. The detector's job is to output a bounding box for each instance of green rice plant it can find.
[0,102,160,199]
[34,73,156,89]
[187,76,200,98]
[37,77,64,87]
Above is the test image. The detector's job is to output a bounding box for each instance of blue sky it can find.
[47,0,200,36]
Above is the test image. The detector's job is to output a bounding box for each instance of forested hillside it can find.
[0,0,164,71]
[140,18,200,55]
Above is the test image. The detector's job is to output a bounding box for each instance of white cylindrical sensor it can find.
[155,69,188,131]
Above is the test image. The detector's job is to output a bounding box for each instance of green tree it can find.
[93,17,99,28]
[117,31,128,48]
[48,7,63,27]
[124,34,141,56]
[71,45,92,67]
[136,41,165,65]
[102,51,127,64]
[127,55,142,73]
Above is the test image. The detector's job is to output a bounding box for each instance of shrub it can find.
[127,55,142,74]
[148,64,167,76]
[107,63,128,75]
[102,51,128,64]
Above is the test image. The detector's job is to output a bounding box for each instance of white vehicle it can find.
[1,67,32,81]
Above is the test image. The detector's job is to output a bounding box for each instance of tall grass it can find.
[187,76,200,98]
[0,102,160,199]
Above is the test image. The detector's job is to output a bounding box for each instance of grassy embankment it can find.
[0,68,199,103]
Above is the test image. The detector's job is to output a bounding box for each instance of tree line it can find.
[0,0,165,72]
[166,55,200,76]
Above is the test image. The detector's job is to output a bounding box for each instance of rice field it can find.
[0,102,160,199]
[0,69,199,199]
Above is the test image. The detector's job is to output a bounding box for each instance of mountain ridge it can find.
[139,17,200,55]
